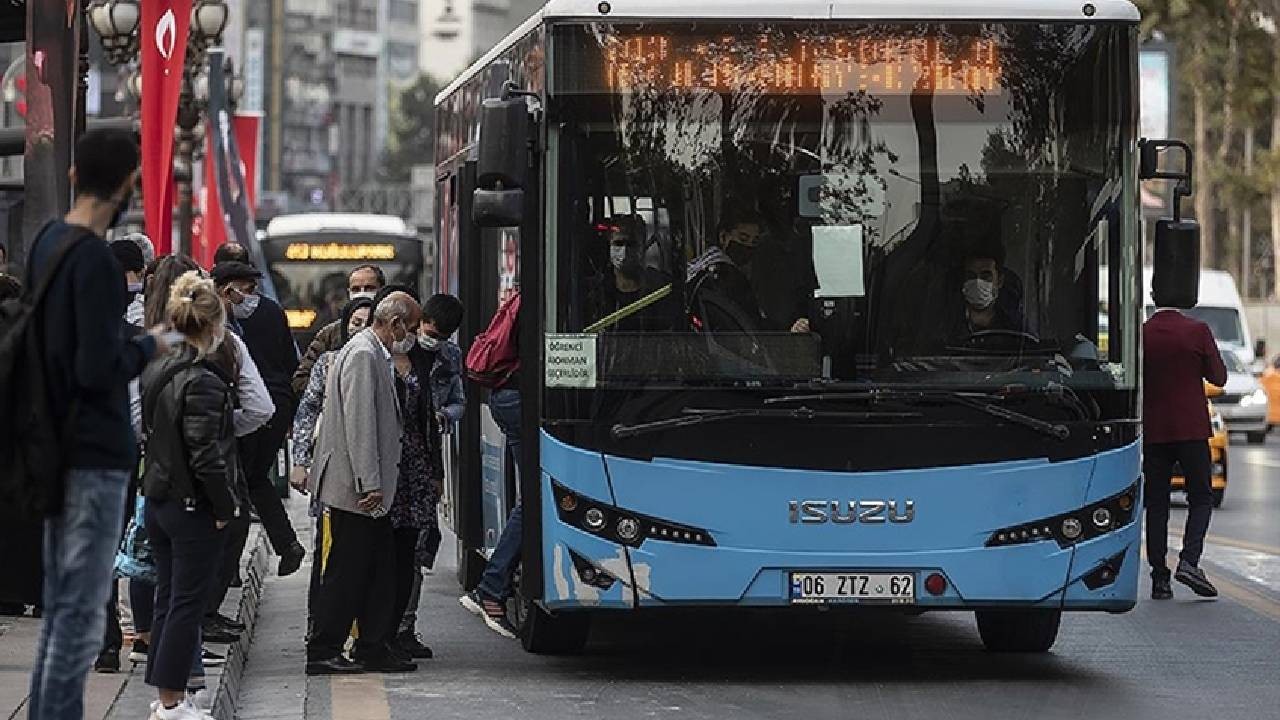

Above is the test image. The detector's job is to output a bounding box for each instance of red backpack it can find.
[466,292,521,388]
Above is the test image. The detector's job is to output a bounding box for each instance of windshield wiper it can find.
[765,387,1072,441]
[611,407,921,440]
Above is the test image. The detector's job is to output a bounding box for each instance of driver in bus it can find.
[951,240,1028,340]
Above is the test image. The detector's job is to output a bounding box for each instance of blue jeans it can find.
[28,469,129,720]
[478,389,523,601]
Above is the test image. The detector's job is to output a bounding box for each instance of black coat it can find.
[140,348,241,523]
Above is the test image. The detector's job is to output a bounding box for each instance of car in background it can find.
[1211,346,1269,444]
[1173,401,1228,508]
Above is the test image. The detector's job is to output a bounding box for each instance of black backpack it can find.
[0,225,91,516]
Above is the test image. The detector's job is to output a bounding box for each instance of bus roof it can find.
[264,213,414,238]
[435,0,1139,104]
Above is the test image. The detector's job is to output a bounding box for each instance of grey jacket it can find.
[313,329,403,516]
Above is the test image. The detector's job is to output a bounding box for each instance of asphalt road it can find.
[297,439,1280,720]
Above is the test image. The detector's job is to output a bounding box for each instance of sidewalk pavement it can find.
[0,495,287,720]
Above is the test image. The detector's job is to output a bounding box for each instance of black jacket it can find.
[237,294,299,412]
[27,221,156,471]
[140,348,241,522]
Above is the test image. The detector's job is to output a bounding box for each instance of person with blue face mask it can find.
[211,261,263,334]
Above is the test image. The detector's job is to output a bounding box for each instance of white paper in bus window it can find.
[812,225,865,298]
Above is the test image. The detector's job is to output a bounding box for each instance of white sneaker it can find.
[154,699,206,720]
[187,688,214,711]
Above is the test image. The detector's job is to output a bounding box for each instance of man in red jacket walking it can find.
[1143,304,1228,600]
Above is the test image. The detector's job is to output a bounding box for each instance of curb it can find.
[211,527,271,720]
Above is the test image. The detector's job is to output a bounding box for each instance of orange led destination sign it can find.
[603,35,1001,95]
[284,243,397,261]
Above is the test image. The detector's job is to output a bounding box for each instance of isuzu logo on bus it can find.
[788,500,916,524]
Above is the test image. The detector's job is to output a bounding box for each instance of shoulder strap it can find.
[142,360,198,435]
[25,223,93,307]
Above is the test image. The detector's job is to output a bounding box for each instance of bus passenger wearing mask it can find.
[688,213,812,335]
[589,216,679,332]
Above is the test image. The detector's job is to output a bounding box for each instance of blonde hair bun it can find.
[166,271,226,357]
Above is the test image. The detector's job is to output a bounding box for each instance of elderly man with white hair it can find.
[305,291,422,676]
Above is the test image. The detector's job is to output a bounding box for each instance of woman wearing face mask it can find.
[139,272,240,720]
[289,296,374,632]
[384,315,445,662]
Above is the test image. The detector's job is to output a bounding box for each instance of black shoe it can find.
[305,656,365,676]
[396,632,434,660]
[1175,560,1219,598]
[359,655,417,673]
[211,612,246,631]
[201,617,242,644]
[128,638,149,663]
[459,590,518,639]
[278,541,306,577]
[94,649,120,673]
[201,647,227,667]
[229,575,243,589]
[1151,578,1173,600]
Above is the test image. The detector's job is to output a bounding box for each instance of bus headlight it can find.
[551,481,716,548]
[583,507,606,531]
[616,517,641,542]
[987,479,1139,549]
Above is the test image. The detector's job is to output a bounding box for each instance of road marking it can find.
[1154,532,1280,623]
[1213,572,1280,623]
[331,675,391,720]
[1171,530,1280,558]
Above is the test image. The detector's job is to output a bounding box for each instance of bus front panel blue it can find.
[539,433,1140,611]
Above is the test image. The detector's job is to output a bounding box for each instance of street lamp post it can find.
[88,0,232,255]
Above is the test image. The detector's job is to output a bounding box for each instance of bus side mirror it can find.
[473,189,525,228]
[1142,138,1199,309]
[477,96,530,190]
[473,93,533,228]
[1151,219,1200,309]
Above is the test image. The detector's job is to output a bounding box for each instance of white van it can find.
[1142,268,1255,365]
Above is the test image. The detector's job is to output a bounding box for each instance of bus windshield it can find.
[546,21,1138,397]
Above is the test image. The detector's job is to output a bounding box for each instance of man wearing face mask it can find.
[686,213,774,335]
[211,261,307,583]
[953,243,1027,340]
[590,216,679,332]
[293,264,387,396]
[307,292,421,675]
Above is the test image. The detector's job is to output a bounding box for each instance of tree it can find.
[380,73,443,182]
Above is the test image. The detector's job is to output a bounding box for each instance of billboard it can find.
[1139,46,1172,215]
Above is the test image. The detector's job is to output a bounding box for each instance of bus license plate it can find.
[789,572,916,605]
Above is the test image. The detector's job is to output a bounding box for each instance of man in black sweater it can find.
[210,254,306,579]
[25,128,172,720]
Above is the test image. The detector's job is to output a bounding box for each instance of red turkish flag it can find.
[140,0,192,255]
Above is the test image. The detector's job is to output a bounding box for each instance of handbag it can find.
[114,495,157,583]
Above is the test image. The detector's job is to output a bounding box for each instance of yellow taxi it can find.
[1172,397,1228,508]
[1260,357,1280,429]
